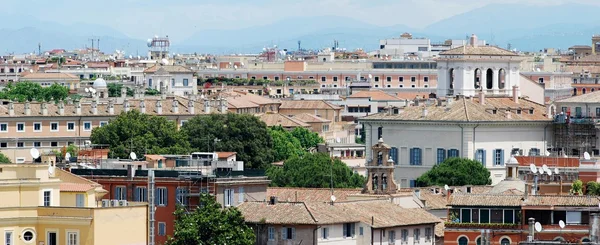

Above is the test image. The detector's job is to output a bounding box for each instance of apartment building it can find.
[0,163,147,245]
[0,94,212,163]
[143,64,196,96]
[239,199,440,245]
[20,72,81,91]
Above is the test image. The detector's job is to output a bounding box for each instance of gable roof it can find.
[361,97,550,122]
[440,45,518,56]
[143,65,193,73]
[349,90,403,101]
[267,187,362,203]
[337,201,441,228]
[556,90,600,103]
[280,100,342,110]
[257,113,310,128]
[56,169,106,193]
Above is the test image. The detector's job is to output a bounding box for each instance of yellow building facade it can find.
[0,164,147,245]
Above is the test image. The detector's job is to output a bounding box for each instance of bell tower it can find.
[363,138,398,194]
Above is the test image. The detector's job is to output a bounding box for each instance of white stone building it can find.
[360,35,553,186]
[143,65,196,96]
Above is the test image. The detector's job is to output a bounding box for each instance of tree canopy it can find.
[0,152,11,164]
[0,81,69,102]
[586,181,600,195]
[107,83,133,97]
[165,194,255,245]
[416,158,491,186]
[290,127,323,150]
[269,126,306,162]
[90,110,190,159]
[267,153,365,188]
[181,113,274,169]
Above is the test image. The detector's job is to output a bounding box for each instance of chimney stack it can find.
[91,100,98,115]
[188,98,195,114]
[156,99,163,114]
[140,99,146,114]
[8,101,14,116]
[422,107,428,118]
[160,86,167,100]
[66,97,73,105]
[172,98,179,114]
[204,99,210,114]
[528,218,536,241]
[25,101,31,116]
[108,99,115,115]
[58,100,65,116]
[124,98,130,112]
[470,34,478,47]
[506,110,512,119]
[76,100,81,115]
[479,91,485,105]
[121,86,127,98]
[220,98,228,113]
[513,86,519,104]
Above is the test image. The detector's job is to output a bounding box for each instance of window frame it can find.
[475,149,486,165]
[115,186,127,200]
[5,230,13,245]
[33,122,42,132]
[134,186,148,202]
[99,121,108,127]
[43,190,51,207]
[50,122,59,132]
[494,149,505,166]
[410,148,422,165]
[157,187,168,206]
[0,123,7,133]
[83,121,92,131]
[16,122,25,132]
[414,228,420,243]
[67,122,76,131]
[268,227,275,241]
[158,222,166,236]
[76,193,85,207]
[66,230,79,245]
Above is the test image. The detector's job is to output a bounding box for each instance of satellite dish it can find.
[547,169,552,176]
[542,164,549,172]
[538,167,544,174]
[85,87,90,93]
[161,58,169,65]
[529,164,538,174]
[330,195,336,202]
[554,167,560,175]
[368,74,373,79]
[559,220,565,229]
[129,152,137,160]
[534,222,542,232]
[233,65,237,69]
[584,152,591,160]
[545,151,550,156]
[240,62,245,66]
[444,184,450,191]
[30,148,40,159]
[65,152,71,159]
[336,137,341,143]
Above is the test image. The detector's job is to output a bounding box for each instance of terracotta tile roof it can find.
[349,90,403,101]
[514,156,579,168]
[440,45,518,56]
[56,169,105,193]
[59,183,95,192]
[143,65,193,73]
[338,201,441,228]
[292,113,331,123]
[280,100,342,110]
[145,154,166,160]
[238,201,358,225]
[217,152,236,158]
[267,187,362,203]
[361,97,550,122]
[394,92,431,100]
[21,72,79,80]
[557,90,600,103]
[0,96,206,117]
[418,192,448,210]
[257,113,311,128]
[449,194,523,207]
[86,62,110,68]
[523,195,600,207]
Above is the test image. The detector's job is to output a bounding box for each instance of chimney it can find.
[25,101,31,116]
[188,98,195,114]
[513,86,519,104]
[91,100,98,115]
[8,101,14,116]
[506,110,512,119]
[528,218,536,242]
[220,98,228,113]
[76,100,81,115]
[422,107,428,118]
[470,34,478,47]
[479,91,485,105]
[160,86,166,100]
[204,99,210,114]
[140,99,146,114]
[124,98,130,112]
[172,98,179,114]
[156,99,163,114]
[66,97,73,105]
[121,86,127,98]
[591,213,600,243]
[108,99,115,115]
[58,100,65,116]
[134,87,141,99]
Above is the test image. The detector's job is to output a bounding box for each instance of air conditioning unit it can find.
[111,200,119,207]
[101,199,110,207]
[119,200,129,206]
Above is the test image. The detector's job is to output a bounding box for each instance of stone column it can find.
[492,68,499,95]
[480,68,488,94]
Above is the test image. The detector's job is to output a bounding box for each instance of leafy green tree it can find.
[90,110,190,159]
[267,153,365,188]
[291,127,323,150]
[0,152,11,164]
[269,126,305,162]
[0,81,68,102]
[571,179,584,195]
[165,193,255,245]
[416,158,491,186]
[145,88,160,95]
[182,114,274,169]
[586,181,600,195]
[107,83,133,97]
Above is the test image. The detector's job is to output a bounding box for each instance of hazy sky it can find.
[1,0,596,41]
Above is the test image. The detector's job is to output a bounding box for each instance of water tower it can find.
[147,36,170,60]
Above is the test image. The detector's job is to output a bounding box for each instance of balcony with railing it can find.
[174,159,244,174]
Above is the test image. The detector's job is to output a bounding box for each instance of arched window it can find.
[583,88,587,94]
[449,68,455,90]
[476,237,481,245]
[474,68,481,89]
[501,238,510,245]
[554,237,565,242]
[498,69,506,89]
[574,87,578,96]
[582,238,591,243]
[458,237,468,245]
[486,69,493,89]
[377,152,383,165]
[592,88,596,92]
[372,174,378,190]
[382,174,388,190]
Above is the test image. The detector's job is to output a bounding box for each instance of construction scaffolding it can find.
[553,116,598,157]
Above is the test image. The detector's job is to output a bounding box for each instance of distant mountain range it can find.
[4,3,600,55]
